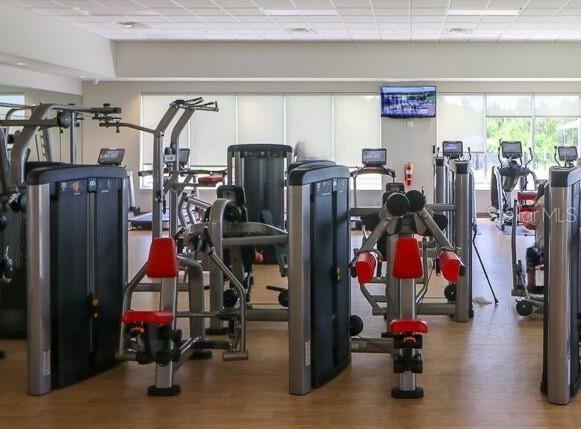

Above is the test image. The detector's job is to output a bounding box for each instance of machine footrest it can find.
[147,384,181,396]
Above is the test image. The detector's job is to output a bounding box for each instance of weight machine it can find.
[541,165,581,405]
[0,103,128,395]
[350,189,463,398]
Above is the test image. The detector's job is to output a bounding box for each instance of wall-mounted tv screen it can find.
[381,86,437,118]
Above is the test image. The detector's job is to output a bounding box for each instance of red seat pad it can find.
[146,238,179,278]
[389,319,428,335]
[198,176,223,185]
[122,310,174,326]
[355,252,377,285]
[392,237,423,279]
[439,250,462,283]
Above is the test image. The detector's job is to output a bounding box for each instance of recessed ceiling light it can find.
[16,62,26,67]
[119,22,138,28]
[447,9,520,16]
[263,9,339,16]
[80,75,87,79]
[287,27,317,34]
[447,27,473,34]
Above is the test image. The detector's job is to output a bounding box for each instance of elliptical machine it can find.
[490,140,538,231]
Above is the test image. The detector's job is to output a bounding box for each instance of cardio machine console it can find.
[98,148,125,166]
[557,146,578,163]
[362,148,387,167]
[501,141,523,159]
[442,141,463,159]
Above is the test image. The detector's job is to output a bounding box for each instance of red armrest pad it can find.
[439,250,462,283]
[355,252,377,285]
[122,310,174,326]
[198,176,223,185]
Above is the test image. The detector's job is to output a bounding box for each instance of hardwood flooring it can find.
[0,220,578,429]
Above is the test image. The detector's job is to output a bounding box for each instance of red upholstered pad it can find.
[389,319,428,335]
[355,252,377,285]
[519,209,536,230]
[392,237,423,279]
[122,310,174,326]
[517,191,538,202]
[198,176,223,185]
[146,238,178,278]
[439,250,463,283]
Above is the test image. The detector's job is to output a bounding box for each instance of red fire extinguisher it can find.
[404,162,413,187]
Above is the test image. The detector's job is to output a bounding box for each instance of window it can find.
[438,95,486,184]
[189,95,236,167]
[140,94,383,190]
[486,95,533,117]
[438,93,581,187]
[286,95,333,160]
[237,95,284,144]
[140,94,188,170]
[534,118,580,179]
[0,94,25,118]
[334,95,381,190]
[0,94,26,162]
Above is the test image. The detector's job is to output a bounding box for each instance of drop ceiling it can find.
[8,0,581,41]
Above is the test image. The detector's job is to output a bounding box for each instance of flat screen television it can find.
[381,86,437,118]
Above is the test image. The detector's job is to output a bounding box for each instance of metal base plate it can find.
[147,384,181,396]
[190,350,213,360]
[205,327,229,335]
[391,386,424,399]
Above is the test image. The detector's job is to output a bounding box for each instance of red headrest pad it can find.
[393,237,423,279]
[146,238,179,278]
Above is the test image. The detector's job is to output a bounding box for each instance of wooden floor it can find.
[1,220,579,428]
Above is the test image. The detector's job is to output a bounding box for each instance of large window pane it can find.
[237,95,284,144]
[334,95,381,190]
[0,94,25,117]
[286,95,333,160]
[486,117,532,152]
[486,95,532,117]
[485,117,532,184]
[535,95,581,117]
[534,117,580,179]
[189,95,236,166]
[334,95,381,166]
[437,94,485,152]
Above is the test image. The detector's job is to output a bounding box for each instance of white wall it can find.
[382,116,437,203]
[115,41,581,81]
[0,3,115,79]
